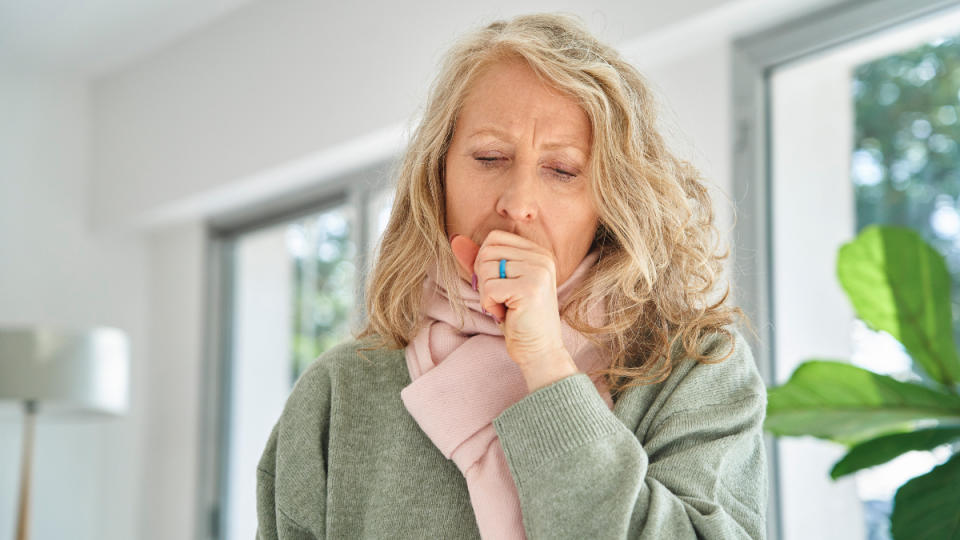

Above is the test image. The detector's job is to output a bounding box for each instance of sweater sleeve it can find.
[491,330,767,540]
[255,358,332,540]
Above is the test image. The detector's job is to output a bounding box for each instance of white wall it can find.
[0,70,146,540]
[141,222,206,540]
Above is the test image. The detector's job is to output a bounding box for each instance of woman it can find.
[257,12,767,540]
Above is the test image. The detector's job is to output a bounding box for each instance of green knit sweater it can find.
[256,327,768,539]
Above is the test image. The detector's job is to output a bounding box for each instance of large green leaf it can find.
[766,360,960,444]
[837,225,960,389]
[829,426,960,479]
[890,451,960,540]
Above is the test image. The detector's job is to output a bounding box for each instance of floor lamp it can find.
[0,326,130,540]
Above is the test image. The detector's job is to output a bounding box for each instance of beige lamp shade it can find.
[0,325,129,416]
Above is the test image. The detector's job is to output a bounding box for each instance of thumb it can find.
[451,234,506,324]
[450,234,480,276]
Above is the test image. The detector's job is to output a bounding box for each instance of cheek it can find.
[548,195,597,233]
[445,160,487,225]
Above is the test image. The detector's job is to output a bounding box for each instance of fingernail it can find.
[471,272,478,291]
[449,233,459,243]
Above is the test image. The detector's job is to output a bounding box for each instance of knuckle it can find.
[479,276,492,294]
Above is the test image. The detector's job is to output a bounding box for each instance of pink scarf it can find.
[400,248,613,539]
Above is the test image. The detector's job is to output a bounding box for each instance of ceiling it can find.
[0,0,852,81]
[0,0,261,78]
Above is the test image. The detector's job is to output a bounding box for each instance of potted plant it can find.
[764,224,960,539]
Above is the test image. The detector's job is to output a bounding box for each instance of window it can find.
[201,160,397,539]
[734,2,960,539]
[286,205,359,382]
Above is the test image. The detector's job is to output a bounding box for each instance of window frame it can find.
[731,0,960,538]
[196,157,397,539]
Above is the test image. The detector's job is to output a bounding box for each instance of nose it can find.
[495,164,539,222]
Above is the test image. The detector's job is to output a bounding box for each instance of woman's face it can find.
[444,58,599,286]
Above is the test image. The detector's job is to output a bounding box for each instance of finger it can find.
[476,259,532,289]
[474,268,509,323]
[479,278,510,323]
[474,252,518,322]
[475,245,555,279]
[475,246,554,325]
[478,260,554,322]
[479,281,509,323]
[483,229,547,252]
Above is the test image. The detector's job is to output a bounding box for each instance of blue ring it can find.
[499,258,507,279]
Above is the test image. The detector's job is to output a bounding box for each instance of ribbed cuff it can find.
[492,373,623,475]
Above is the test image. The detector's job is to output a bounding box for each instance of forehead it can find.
[458,59,591,154]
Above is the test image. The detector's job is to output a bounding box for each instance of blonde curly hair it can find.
[356,12,747,399]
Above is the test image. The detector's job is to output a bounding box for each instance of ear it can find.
[450,235,480,274]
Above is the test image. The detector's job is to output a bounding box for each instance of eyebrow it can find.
[468,127,588,155]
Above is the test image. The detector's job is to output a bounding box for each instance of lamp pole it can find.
[16,400,37,540]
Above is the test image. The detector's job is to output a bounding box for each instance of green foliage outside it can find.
[852,33,960,349]
[289,210,358,384]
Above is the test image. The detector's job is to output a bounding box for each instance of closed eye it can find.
[473,157,577,182]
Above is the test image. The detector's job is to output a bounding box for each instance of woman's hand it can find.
[450,230,574,374]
